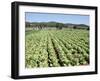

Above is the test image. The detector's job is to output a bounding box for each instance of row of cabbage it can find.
[25,29,89,68]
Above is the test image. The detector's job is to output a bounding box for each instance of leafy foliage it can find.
[25,29,89,68]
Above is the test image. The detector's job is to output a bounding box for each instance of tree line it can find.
[26,22,89,30]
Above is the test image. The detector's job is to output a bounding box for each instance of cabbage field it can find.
[25,29,89,68]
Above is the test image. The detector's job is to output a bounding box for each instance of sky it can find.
[25,12,89,25]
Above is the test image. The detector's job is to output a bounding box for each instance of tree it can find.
[73,25,77,29]
[26,22,31,27]
[56,23,64,29]
[87,27,89,30]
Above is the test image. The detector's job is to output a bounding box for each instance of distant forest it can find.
[25,21,89,30]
